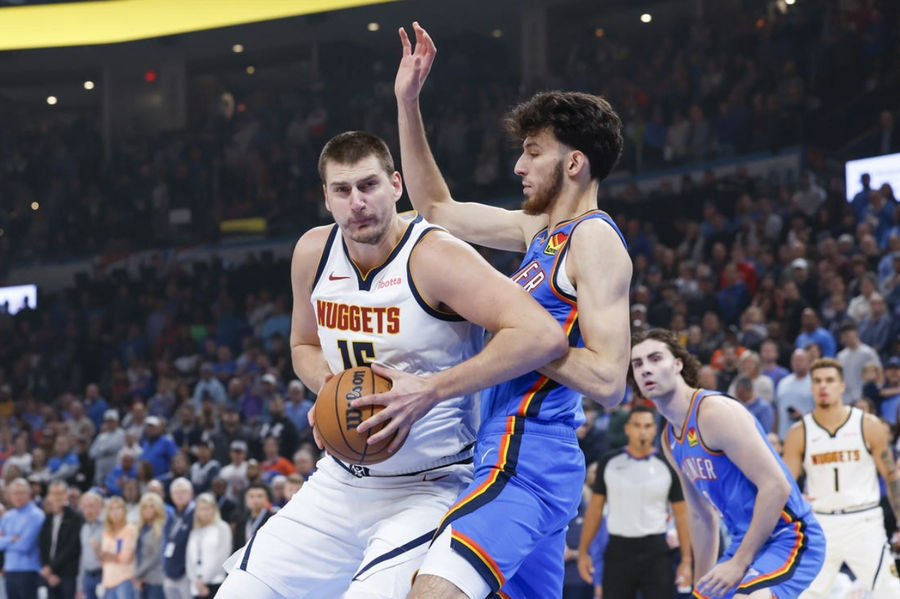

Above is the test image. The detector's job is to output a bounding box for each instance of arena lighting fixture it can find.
[83,80,95,90]
[595,28,605,37]
[367,22,380,31]
[46,95,57,105]
[246,65,256,75]
[232,43,244,53]
[30,202,40,211]
[491,29,503,38]
[0,0,399,50]
[640,13,652,23]
[785,0,796,4]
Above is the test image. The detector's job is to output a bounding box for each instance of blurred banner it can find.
[0,0,397,50]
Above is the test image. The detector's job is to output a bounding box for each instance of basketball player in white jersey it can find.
[782,357,900,597]
[216,131,567,599]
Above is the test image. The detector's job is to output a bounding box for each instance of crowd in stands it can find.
[0,1,898,597]
[1,0,896,272]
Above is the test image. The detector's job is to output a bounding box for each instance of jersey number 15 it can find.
[337,340,376,369]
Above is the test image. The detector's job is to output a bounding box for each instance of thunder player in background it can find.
[781,358,900,597]
[216,131,568,599]
[630,329,825,599]
[358,22,631,599]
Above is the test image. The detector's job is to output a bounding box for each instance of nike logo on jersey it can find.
[480,449,491,464]
[329,272,350,281]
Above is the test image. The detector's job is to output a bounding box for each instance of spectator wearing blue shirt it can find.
[760,340,790,388]
[284,381,313,439]
[105,450,139,497]
[84,383,110,431]
[735,377,775,433]
[851,173,872,221]
[879,358,900,425]
[47,436,81,482]
[141,417,178,479]
[859,293,893,355]
[192,364,227,411]
[795,308,837,357]
[0,478,46,599]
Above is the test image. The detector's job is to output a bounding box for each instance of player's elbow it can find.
[543,325,569,363]
[762,476,792,505]
[584,369,628,409]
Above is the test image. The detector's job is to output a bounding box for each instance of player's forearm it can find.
[577,498,604,554]
[730,478,790,570]
[886,475,900,524]
[537,346,627,409]
[673,505,692,564]
[428,326,567,405]
[397,99,453,221]
[291,344,332,393]
[688,511,718,581]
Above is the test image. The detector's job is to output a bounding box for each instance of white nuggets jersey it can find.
[310,213,483,474]
[802,408,879,514]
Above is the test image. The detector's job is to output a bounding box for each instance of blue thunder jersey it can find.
[666,389,814,548]
[479,210,627,428]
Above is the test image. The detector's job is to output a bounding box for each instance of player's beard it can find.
[521,159,564,215]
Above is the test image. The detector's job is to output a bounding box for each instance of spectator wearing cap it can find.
[218,441,249,502]
[105,449,138,497]
[837,321,882,404]
[774,348,814,440]
[878,357,900,425]
[189,439,220,494]
[259,395,298,459]
[795,308,837,358]
[89,410,125,487]
[284,380,313,438]
[191,364,226,412]
[0,478,45,599]
[140,417,177,479]
[858,292,893,355]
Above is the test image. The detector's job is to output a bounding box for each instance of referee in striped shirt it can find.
[577,406,692,598]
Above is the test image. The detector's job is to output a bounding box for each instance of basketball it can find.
[314,366,396,465]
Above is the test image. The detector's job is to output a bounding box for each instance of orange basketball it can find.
[314,366,396,465]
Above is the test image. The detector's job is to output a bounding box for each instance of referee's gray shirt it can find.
[592,448,683,537]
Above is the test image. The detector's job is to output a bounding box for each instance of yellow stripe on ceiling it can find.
[0,0,398,51]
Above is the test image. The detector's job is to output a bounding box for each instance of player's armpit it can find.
[537,218,632,407]
[289,228,336,393]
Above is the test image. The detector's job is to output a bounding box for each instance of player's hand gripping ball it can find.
[314,366,397,465]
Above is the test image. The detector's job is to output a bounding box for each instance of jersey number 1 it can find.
[337,340,376,369]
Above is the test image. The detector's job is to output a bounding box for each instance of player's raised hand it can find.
[351,362,439,453]
[395,21,436,103]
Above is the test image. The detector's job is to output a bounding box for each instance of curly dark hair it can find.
[627,329,702,391]
[317,131,395,184]
[504,91,623,182]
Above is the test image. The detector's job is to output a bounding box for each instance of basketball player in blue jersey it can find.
[630,329,825,599]
[216,132,568,599]
[353,22,631,599]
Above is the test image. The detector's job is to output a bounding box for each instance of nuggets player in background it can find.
[630,329,825,599]
[781,358,900,598]
[216,131,567,599]
[383,21,631,599]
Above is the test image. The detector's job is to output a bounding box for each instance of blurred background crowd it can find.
[0,0,899,597]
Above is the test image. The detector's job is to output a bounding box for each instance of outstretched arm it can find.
[395,22,544,251]
[537,219,632,408]
[695,397,792,597]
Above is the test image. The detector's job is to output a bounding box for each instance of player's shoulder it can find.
[696,393,752,429]
[294,224,335,255]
